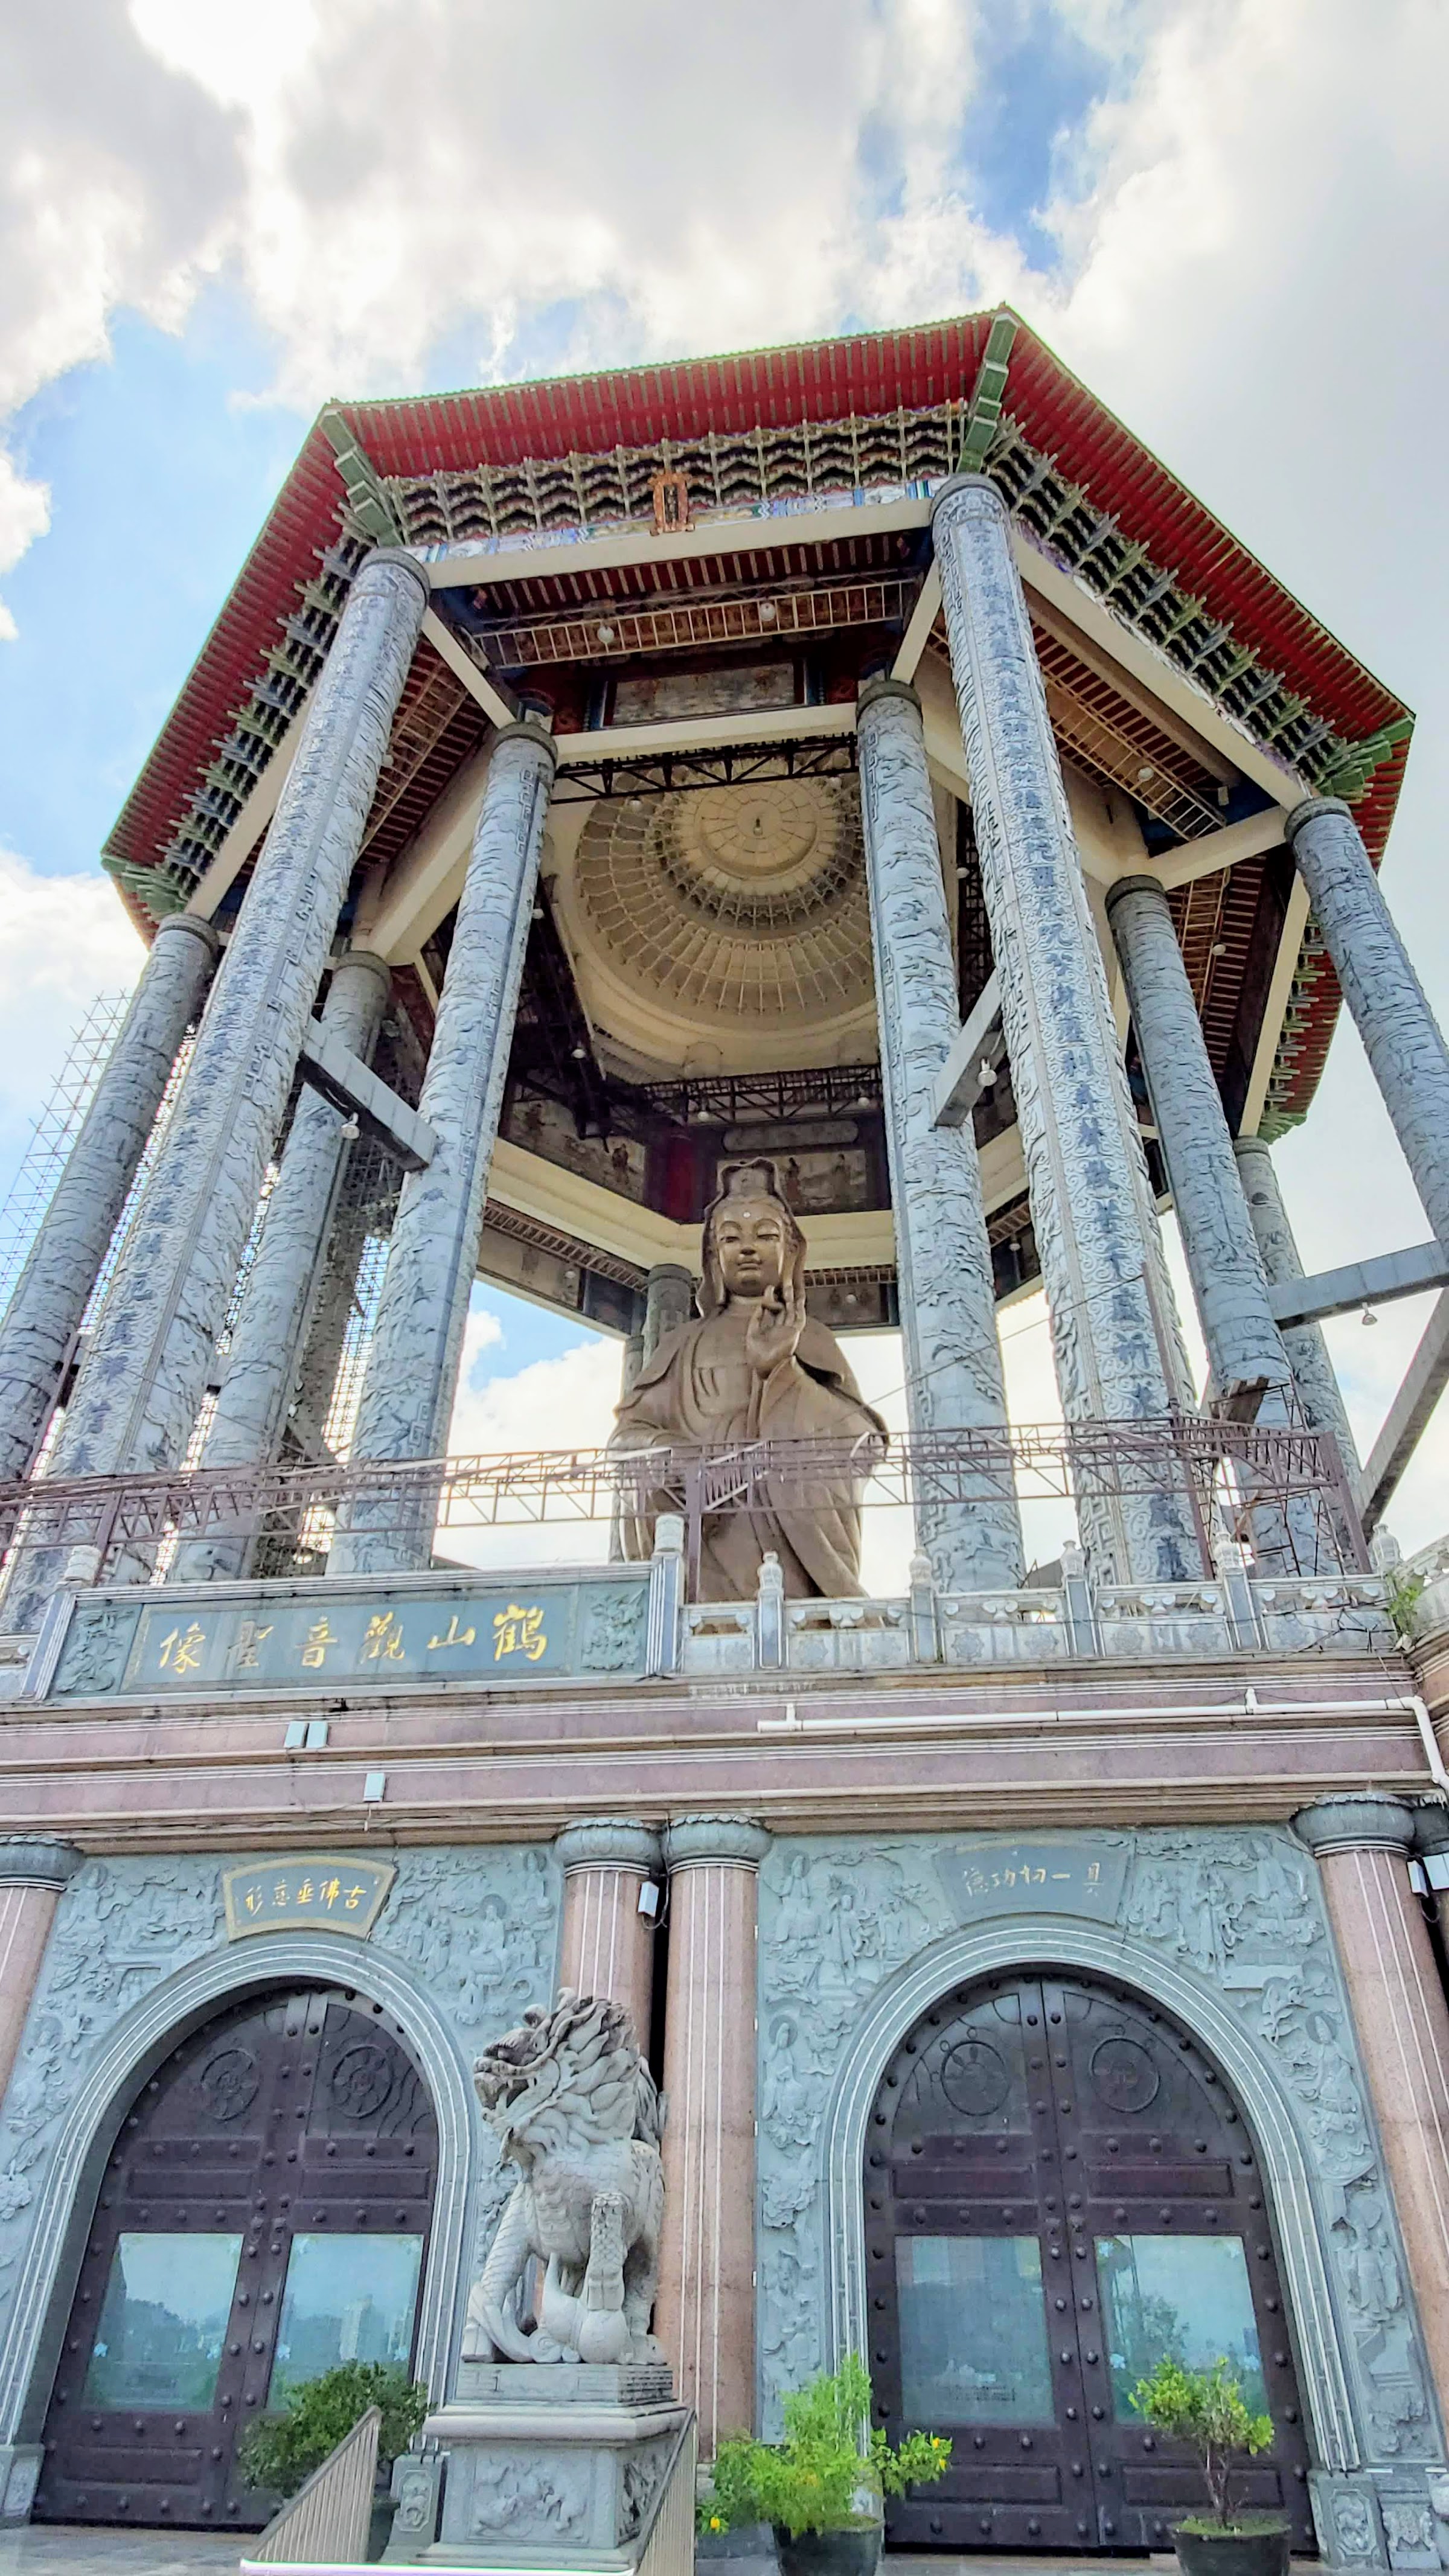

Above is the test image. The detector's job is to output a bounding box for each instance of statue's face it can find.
[713,1194,789,1300]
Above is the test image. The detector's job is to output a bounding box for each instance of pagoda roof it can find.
[103,310,1413,1131]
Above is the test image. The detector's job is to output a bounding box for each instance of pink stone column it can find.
[656,1814,770,2453]
[0,1841,81,2110]
[554,1818,662,2047]
[1296,1797,1449,2421]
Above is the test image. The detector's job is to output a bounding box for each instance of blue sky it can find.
[1,0,1447,1538]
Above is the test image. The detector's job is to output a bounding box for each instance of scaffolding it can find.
[0,995,131,1316]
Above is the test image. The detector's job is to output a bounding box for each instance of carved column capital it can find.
[152,911,221,960]
[1104,872,1173,920]
[1293,1795,1418,1858]
[1412,1803,1449,1859]
[1285,794,1355,843]
[663,1814,770,1871]
[493,717,560,773]
[360,545,432,607]
[554,1818,662,1876]
[929,470,1007,532]
[856,674,922,720]
[0,1838,82,1890]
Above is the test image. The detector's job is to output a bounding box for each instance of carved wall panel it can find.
[0,1844,560,2453]
[756,1827,1443,2547]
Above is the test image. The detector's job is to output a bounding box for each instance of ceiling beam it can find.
[420,494,933,595]
[368,743,491,962]
[1239,873,1311,1138]
[420,606,517,727]
[893,566,942,682]
[551,700,856,767]
[1153,807,1289,890]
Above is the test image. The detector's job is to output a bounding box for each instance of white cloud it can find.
[0,846,143,1166]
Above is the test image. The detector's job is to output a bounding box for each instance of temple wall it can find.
[756,1825,1448,2563]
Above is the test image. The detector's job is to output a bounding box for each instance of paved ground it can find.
[0,2531,242,2575]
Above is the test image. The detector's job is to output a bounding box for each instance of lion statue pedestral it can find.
[462,1990,666,2368]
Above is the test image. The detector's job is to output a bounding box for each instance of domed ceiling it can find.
[560,775,878,1074]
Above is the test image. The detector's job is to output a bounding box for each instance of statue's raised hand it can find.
[746,1280,805,1379]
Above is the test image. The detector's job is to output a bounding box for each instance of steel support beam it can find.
[297,1021,437,1172]
[1269,1241,1449,1332]
[932,970,1005,1128]
[1358,1293,1449,1535]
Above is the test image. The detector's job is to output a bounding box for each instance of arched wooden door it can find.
[36,1984,438,2531]
[865,1967,1314,2554]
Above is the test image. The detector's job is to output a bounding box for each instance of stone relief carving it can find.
[756,1827,1438,2466]
[51,1602,132,1698]
[580,1585,648,1672]
[467,2458,590,2539]
[0,1845,559,2373]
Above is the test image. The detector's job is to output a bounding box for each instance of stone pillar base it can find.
[424,2365,687,2569]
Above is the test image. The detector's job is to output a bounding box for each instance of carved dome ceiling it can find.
[562,776,878,1073]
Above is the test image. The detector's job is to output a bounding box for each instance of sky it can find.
[1,0,1446,1573]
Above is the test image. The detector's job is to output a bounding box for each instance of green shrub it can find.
[237,2360,429,2499]
[697,2354,950,2540]
[1130,2356,1276,2532]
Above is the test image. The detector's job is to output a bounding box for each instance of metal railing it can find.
[0,1416,1366,1605]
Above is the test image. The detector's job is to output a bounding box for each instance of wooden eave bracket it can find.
[958,312,1017,473]
[319,406,405,547]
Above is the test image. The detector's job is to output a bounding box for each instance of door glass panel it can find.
[896,2234,1054,2424]
[81,2232,242,2409]
[1098,2234,1267,2414]
[269,2232,423,2400]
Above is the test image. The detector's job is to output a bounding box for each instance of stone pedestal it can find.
[656,1815,769,2454]
[0,1839,80,2111]
[555,1819,662,2047]
[424,2363,686,2568]
[1295,1797,1449,2429]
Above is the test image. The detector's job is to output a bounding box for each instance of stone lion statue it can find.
[462,1990,666,2367]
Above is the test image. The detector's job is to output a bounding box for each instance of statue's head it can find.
[699,1157,807,1317]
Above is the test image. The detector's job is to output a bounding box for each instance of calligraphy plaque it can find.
[222,1855,396,1941]
[41,1568,651,1702]
[935,1838,1130,1926]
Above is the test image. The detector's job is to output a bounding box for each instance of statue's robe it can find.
[610,1308,886,1599]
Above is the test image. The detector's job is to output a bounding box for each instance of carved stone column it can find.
[930,475,1198,1582]
[332,720,557,1574]
[0,913,219,1482]
[7,549,427,1629]
[642,1265,696,1367]
[173,950,392,1580]
[1233,1135,1362,1482]
[1107,877,1311,1570]
[0,1840,81,2111]
[1287,799,1449,1255]
[856,677,1022,1590]
[1294,1796,1449,2423]
[555,1819,662,2045]
[656,1815,770,2450]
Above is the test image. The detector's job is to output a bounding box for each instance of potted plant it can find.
[1131,2355,1287,2576]
[697,2354,950,2576]
[238,2358,429,2564]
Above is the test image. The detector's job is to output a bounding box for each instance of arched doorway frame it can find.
[818,1923,1359,2475]
[0,1931,475,2453]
